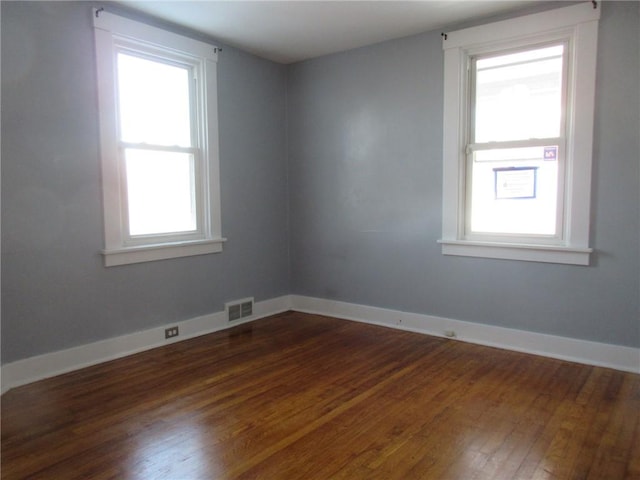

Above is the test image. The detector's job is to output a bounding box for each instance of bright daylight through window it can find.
[469,44,565,237]
[117,53,197,236]
[440,3,600,265]
[94,10,224,266]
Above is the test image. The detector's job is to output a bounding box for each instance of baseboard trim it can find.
[290,295,640,374]
[1,295,292,394]
[3,294,637,394]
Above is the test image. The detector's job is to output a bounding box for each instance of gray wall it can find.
[2,1,638,365]
[288,1,640,347]
[1,2,290,363]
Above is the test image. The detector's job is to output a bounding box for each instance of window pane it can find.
[117,53,192,147]
[125,149,197,236]
[474,45,564,142]
[469,146,558,235]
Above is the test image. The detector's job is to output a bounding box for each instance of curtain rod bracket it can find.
[441,32,448,40]
[592,0,597,9]
[95,7,104,18]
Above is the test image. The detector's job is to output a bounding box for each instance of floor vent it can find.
[241,300,253,317]
[226,297,254,322]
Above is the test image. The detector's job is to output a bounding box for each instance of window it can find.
[93,10,224,266]
[439,3,600,265]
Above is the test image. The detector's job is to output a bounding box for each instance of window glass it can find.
[468,44,565,237]
[469,146,559,235]
[125,149,197,236]
[117,52,192,147]
[473,45,564,143]
[116,52,198,237]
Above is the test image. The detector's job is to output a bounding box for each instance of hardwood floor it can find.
[2,311,639,479]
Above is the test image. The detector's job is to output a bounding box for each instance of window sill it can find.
[438,240,592,265]
[102,238,227,267]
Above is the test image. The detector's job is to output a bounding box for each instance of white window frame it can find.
[93,9,225,266]
[439,2,600,265]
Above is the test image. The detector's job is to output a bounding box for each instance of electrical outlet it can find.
[165,326,179,339]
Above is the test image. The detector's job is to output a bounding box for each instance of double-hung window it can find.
[440,2,600,265]
[94,10,224,266]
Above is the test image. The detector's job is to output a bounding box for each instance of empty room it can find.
[1,1,639,478]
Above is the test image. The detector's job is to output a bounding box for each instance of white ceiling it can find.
[120,1,543,64]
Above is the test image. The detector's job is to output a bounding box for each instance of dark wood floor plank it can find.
[2,312,639,479]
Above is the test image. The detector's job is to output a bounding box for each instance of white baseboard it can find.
[0,295,292,394]
[3,294,637,394]
[290,295,640,374]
